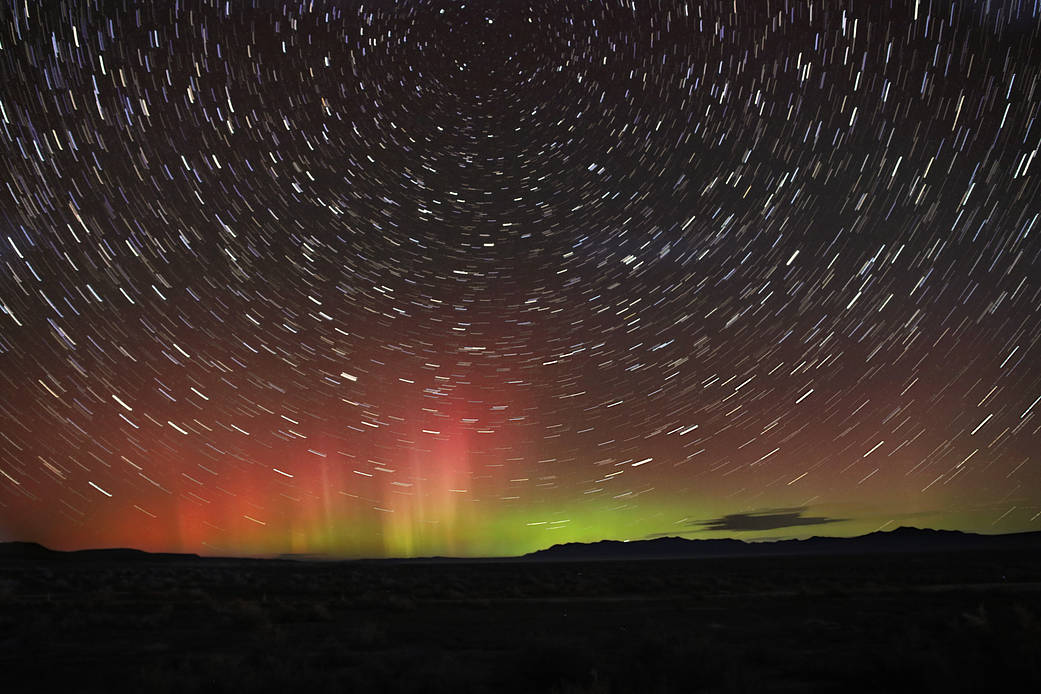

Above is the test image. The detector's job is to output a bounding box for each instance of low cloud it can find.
[693,507,847,532]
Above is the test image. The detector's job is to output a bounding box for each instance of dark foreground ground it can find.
[2,549,1040,693]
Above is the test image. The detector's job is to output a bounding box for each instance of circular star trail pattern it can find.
[1,0,1039,557]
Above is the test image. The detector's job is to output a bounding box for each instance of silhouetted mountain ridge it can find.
[0,541,202,562]
[525,527,1041,560]
[3,527,1039,563]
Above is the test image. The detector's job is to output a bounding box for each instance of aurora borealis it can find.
[1,0,1039,559]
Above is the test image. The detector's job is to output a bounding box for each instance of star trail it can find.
[1,0,1039,558]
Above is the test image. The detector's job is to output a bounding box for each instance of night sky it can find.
[1,0,1039,558]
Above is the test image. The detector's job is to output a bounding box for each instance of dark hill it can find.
[523,527,1041,561]
[0,541,58,560]
[3,527,1040,563]
[0,542,202,563]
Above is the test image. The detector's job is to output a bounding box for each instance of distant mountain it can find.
[0,541,58,560]
[0,541,202,563]
[523,527,1041,561]
[3,527,1040,564]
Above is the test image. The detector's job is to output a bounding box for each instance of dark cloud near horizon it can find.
[693,508,848,532]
